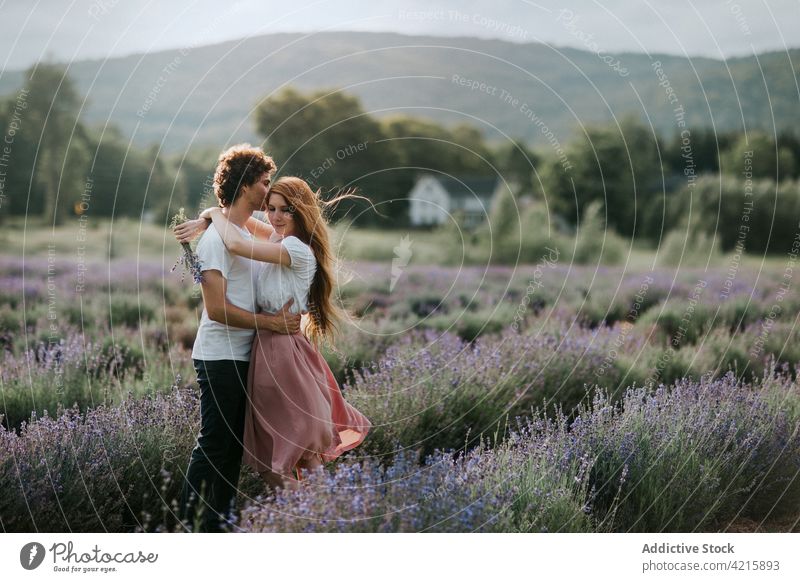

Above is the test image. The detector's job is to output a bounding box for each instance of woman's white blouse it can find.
[256,235,316,314]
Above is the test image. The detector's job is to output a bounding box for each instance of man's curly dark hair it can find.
[213,144,277,207]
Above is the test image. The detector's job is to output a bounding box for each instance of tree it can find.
[23,63,90,224]
[450,124,495,172]
[720,131,795,182]
[494,138,539,195]
[141,144,183,224]
[254,87,392,224]
[254,88,500,226]
[0,98,10,223]
[540,116,661,239]
[382,117,494,174]
[1,93,40,218]
[777,130,800,179]
[255,87,384,185]
[663,127,738,175]
[177,147,219,213]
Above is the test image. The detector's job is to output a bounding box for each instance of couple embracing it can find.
[173,144,371,532]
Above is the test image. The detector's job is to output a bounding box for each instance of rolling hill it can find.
[1,31,797,152]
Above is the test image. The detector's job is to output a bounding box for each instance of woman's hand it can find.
[173,217,210,244]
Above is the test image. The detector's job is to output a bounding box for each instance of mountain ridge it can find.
[2,31,796,153]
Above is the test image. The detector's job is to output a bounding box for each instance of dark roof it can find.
[426,175,498,200]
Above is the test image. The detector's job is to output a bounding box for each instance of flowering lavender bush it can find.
[3,251,800,533]
[1,356,797,532]
[0,327,195,431]
[169,208,204,284]
[0,257,196,429]
[0,385,199,532]
[237,359,800,533]
[554,360,800,532]
[344,325,647,459]
[237,448,518,532]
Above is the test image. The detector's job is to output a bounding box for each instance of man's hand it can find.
[259,298,302,334]
[174,217,210,244]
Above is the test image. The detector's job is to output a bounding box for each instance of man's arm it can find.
[200,269,300,333]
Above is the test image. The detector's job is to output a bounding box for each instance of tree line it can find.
[2,63,799,255]
[0,65,535,227]
[536,116,800,253]
[0,64,204,225]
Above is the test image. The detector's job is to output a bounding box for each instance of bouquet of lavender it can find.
[169,208,204,283]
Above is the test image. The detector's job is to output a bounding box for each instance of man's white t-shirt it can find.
[191,222,260,361]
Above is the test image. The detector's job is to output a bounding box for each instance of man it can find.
[175,144,300,532]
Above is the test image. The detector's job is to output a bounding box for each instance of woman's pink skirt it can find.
[242,329,371,476]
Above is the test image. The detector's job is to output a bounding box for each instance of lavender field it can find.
[1,251,799,533]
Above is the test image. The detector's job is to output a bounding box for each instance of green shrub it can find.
[108,296,156,328]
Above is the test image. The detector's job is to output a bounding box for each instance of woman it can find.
[183,177,371,491]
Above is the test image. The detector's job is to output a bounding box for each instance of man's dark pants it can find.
[179,358,249,532]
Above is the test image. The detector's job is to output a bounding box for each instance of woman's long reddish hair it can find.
[268,177,363,347]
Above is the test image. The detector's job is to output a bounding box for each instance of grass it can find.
[0,217,184,261]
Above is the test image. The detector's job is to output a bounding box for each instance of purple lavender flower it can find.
[170,244,203,284]
[169,208,203,284]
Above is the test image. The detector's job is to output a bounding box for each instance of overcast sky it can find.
[1,0,798,71]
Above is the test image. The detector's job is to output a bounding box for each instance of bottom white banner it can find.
[1,533,797,581]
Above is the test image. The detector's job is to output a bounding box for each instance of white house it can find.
[408,174,503,227]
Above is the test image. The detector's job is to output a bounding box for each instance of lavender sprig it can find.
[169,208,203,284]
